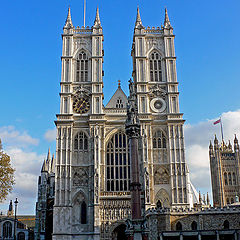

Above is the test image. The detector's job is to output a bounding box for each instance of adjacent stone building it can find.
[209,135,240,207]
[35,150,55,240]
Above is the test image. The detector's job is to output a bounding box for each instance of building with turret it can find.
[35,150,55,240]
[209,135,240,207]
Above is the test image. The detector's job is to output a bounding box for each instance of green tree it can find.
[0,139,15,202]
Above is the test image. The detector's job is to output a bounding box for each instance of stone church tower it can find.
[209,135,240,207]
[52,7,195,240]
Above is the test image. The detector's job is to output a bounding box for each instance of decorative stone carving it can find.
[73,168,88,186]
[154,167,170,184]
[73,37,92,52]
[146,37,164,53]
[155,188,170,208]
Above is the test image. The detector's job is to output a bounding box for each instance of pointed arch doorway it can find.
[112,224,127,240]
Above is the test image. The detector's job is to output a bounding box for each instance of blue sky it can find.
[0,0,240,214]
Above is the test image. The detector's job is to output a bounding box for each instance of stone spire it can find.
[93,7,102,28]
[41,159,48,172]
[207,192,210,205]
[135,6,143,28]
[64,7,74,29]
[164,8,172,28]
[234,134,239,151]
[209,140,213,149]
[47,148,51,161]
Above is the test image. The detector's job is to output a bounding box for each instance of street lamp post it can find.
[13,198,18,240]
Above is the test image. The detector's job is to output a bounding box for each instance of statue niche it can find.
[73,168,88,187]
[154,167,169,185]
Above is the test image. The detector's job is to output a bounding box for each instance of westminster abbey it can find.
[35,6,207,240]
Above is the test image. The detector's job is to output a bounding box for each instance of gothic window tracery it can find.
[153,130,166,149]
[76,51,89,82]
[106,132,130,192]
[191,221,197,230]
[74,132,88,151]
[232,172,236,185]
[228,173,232,185]
[224,172,228,185]
[149,51,162,82]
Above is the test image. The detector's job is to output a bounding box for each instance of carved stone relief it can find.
[146,37,164,54]
[72,167,89,187]
[154,167,170,185]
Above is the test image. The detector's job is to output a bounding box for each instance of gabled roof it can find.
[105,85,128,109]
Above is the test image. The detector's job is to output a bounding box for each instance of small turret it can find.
[64,7,74,29]
[214,135,219,149]
[93,7,102,28]
[234,134,239,151]
[135,7,143,29]
[199,191,202,203]
[207,192,210,205]
[164,8,172,28]
[228,140,232,150]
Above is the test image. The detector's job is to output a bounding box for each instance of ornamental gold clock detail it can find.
[150,97,166,113]
[73,97,90,114]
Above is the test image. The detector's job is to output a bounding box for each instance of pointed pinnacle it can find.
[64,6,73,29]
[47,148,51,160]
[135,6,143,28]
[93,7,102,28]
[164,8,172,28]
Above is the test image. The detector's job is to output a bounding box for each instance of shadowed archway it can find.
[112,224,127,240]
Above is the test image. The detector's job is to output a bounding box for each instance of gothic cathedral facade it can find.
[52,7,196,240]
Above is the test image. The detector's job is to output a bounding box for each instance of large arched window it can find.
[153,130,166,149]
[106,132,130,192]
[224,172,228,185]
[3,221,12,238]
[81,201,87,224]
[74,132,88,151]
[76,51,89,82]
[149,51,162,82]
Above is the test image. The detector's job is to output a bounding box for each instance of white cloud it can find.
[185,109,240,195]
[44,128,56,142]
[0,126,39,147]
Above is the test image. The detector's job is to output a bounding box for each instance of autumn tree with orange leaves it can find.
[0,139,15,202]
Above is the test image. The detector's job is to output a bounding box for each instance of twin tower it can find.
[53,7,195,240]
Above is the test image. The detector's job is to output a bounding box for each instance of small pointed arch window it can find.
[81,201,87,224]
[224,172,228,185]
[228,173,232,185]
[76,51,89,82]
[227,198,230,205]
[231,198,234,204]
[176,221,182,231]
[116,98,124,108]
[156,200,162,208]
[153,130,166,149]
[74,132,88,151]
[191,221,197,230]
[149,51,162,82]
[232,172,236,185]
[223,220,229,230]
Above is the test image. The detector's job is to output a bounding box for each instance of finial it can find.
[135,6,143,28]
[214,134,218,143]
[209,140,213,148]
[234,134,238,143]
[64,6,74,29]
[207,192,210,205]
[47,148,51,160]
[118,80,121,88]
[164,8,172,28]
[93,6,102,28]
[199,191,202,202]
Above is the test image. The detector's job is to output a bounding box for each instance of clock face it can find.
[73,97,90,114]
[150,97,166,113]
